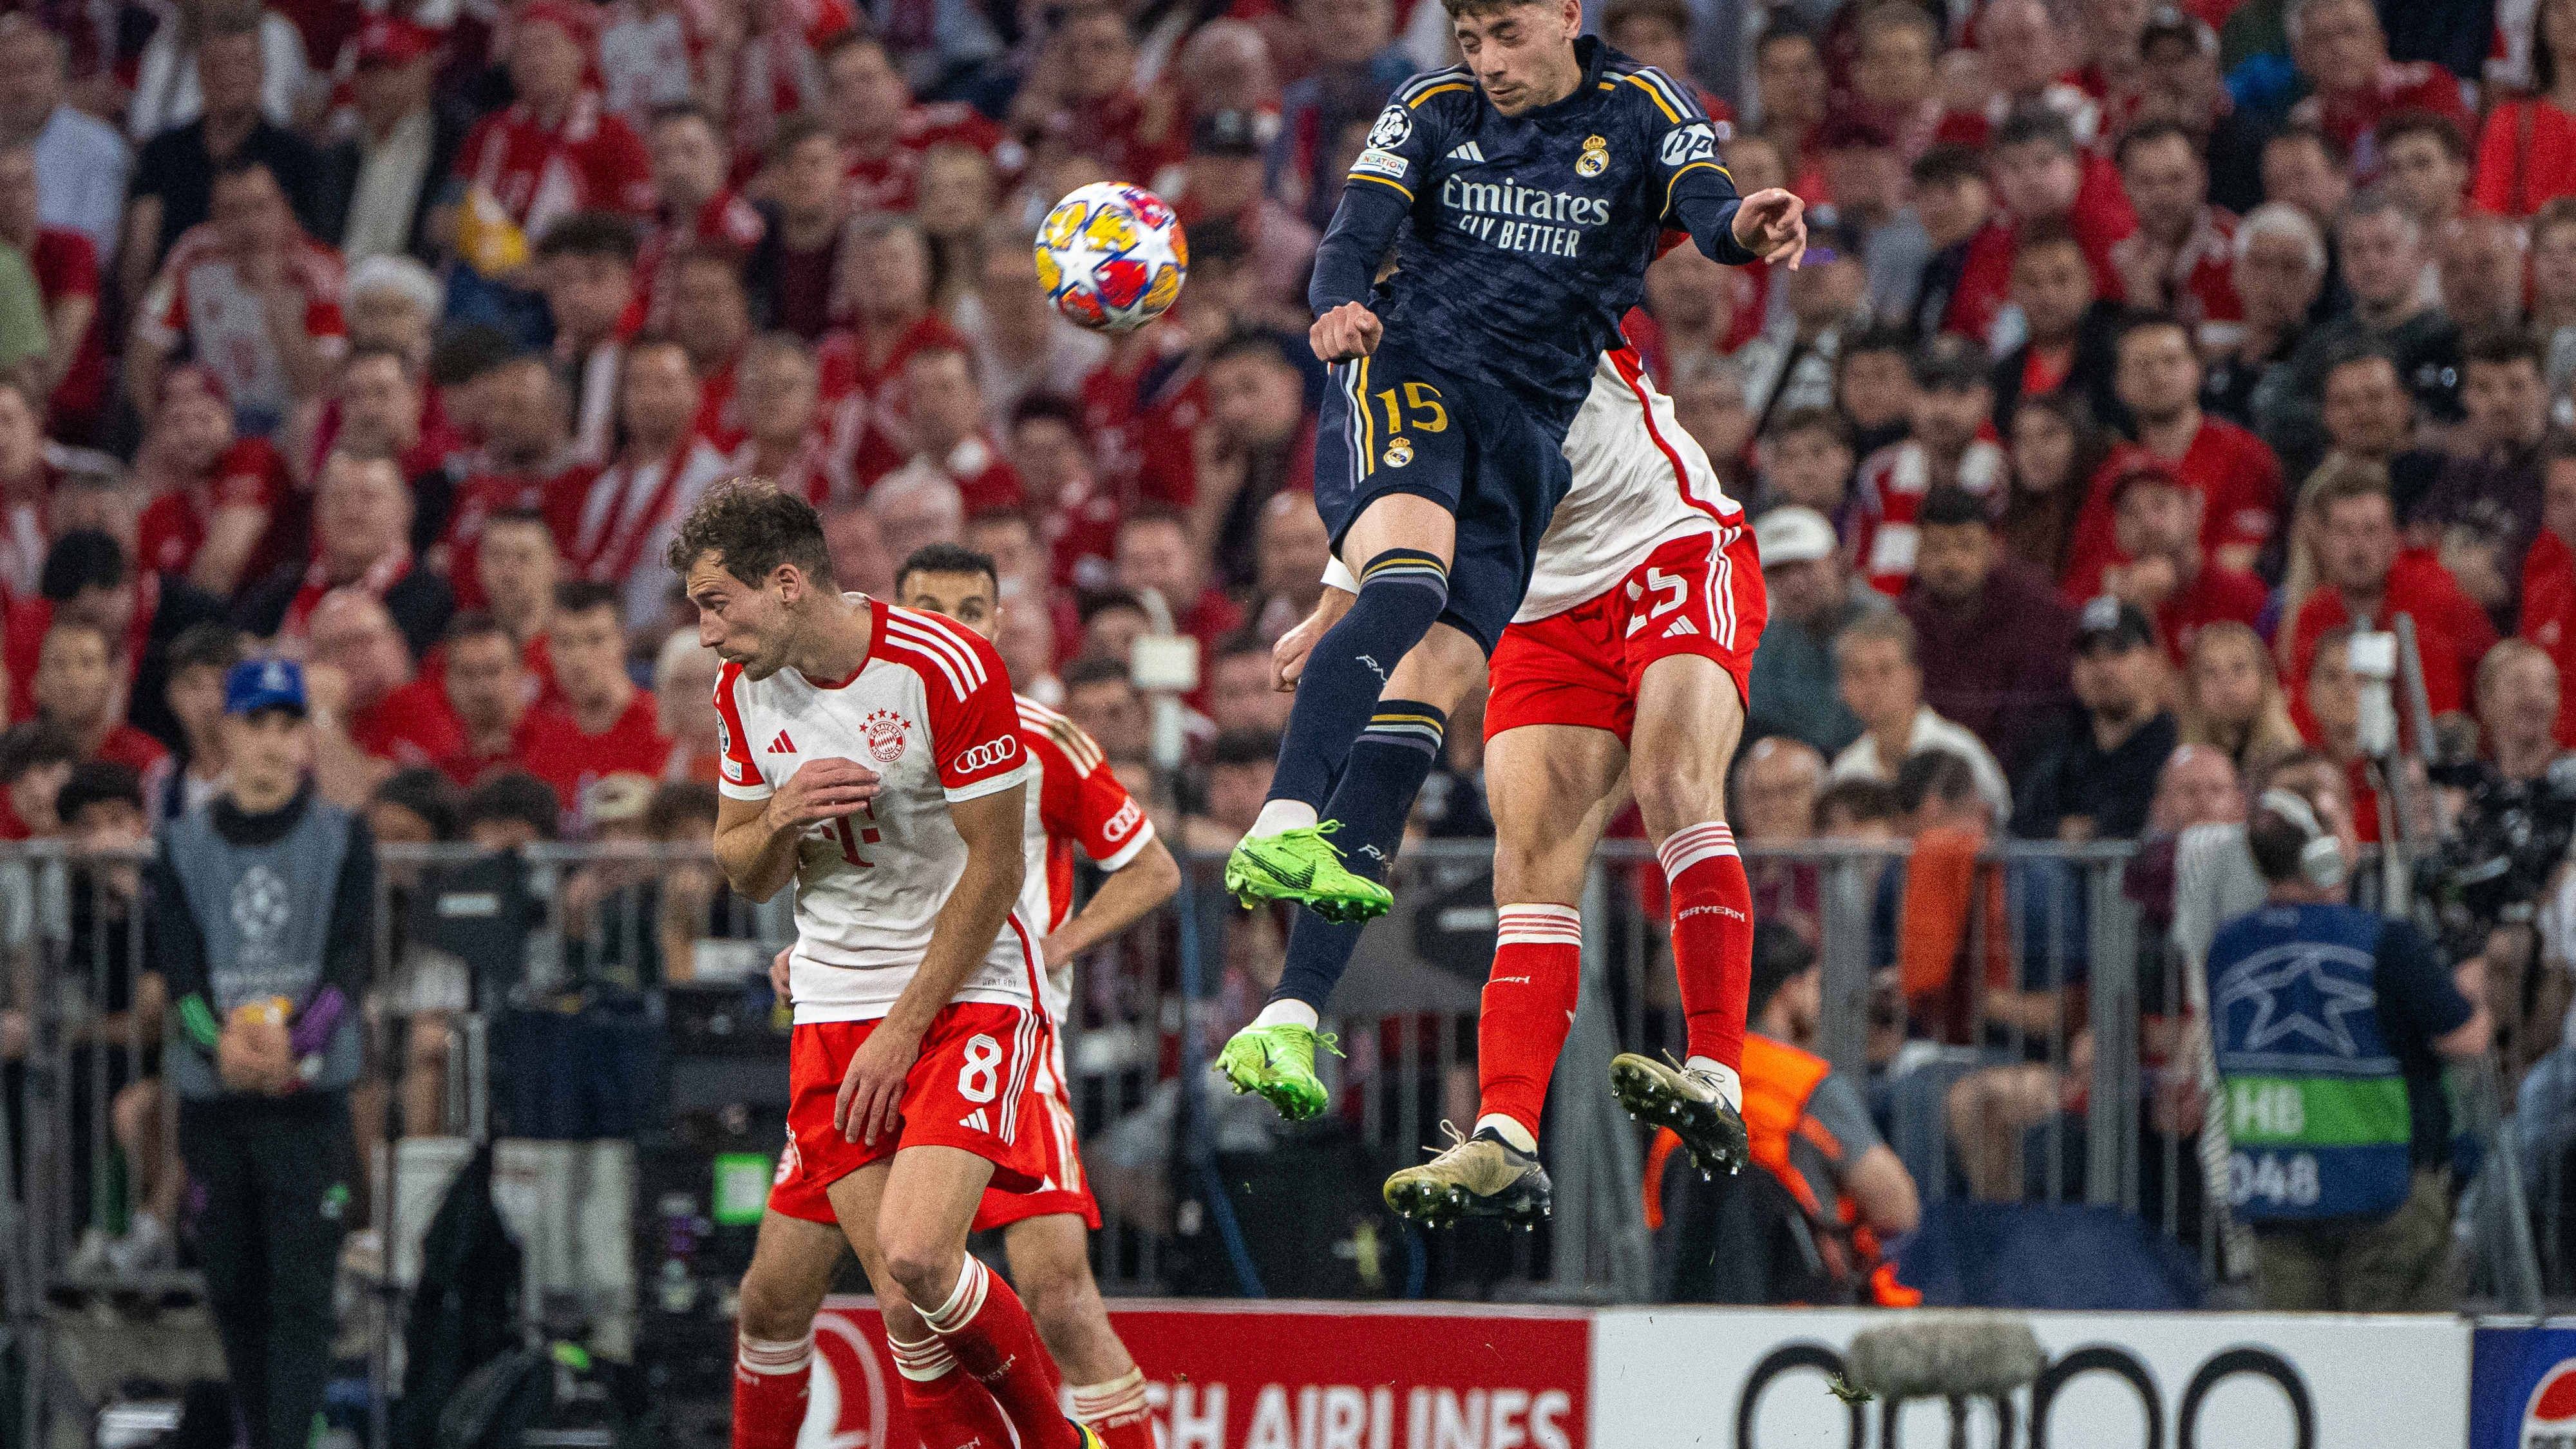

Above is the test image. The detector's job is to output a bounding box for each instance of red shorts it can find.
[767,1001,1055,1225]
[1484,526,1767,744]
[969,1037,1101,1233]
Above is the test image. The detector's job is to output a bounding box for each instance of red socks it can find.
[1660,822,1751,1072]
[1475,904,1584,1139]
[732,1331,813,1449]
[890,1332,1016,1449]
[920,1255,1077,1449]
[1071,1369,1155,1449]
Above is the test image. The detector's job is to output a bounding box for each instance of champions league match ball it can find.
[1035,182,1188,332]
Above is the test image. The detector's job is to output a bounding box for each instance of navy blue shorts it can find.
[1312,337,1574,654]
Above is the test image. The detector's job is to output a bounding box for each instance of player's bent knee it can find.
[737,1259,830,1339]
[879,1231,967,1307]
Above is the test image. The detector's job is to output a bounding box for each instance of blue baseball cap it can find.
[224,658,308,717]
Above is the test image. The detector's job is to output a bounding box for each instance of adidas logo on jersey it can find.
[1447,141,1486,162]
[1663,618,1699,638]
[768,730,796,753]
[960,1108,993,1133]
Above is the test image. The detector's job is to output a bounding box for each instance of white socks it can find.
[1253,999,1320,1031]
[1687,1056,1745,1113]
[1070,1368,1150,1426]
[1475,1114,1538,1153]
[1250,799,1319,838]
[885,1331,957,1383]
[737,1329,815,1377]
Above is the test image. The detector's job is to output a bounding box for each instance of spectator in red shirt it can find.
[820,217,960,485]
[638,104,763,320]
[668,251,752,446]
[555,337,730,632]
[2519,440,2576,741]
[1007,395,1121,593]
[131,156,348,438]
[238,446,453,656]
[727,333,844,505]
[2287,0,2476,173]
[2098,459,2269,663]
[1911,144,2016,346]
[131,366,291,600]
[824,32,1001,215]
[436,612,545,788]
[1116,506,1244,652]
[2378,110,2472,233]
[2112,122,2244,354]
[438,355,587,607]
[471,508,560,691]
[33,618,164,771]
[1993,108,2137,303]
[2067,313,2282,592]
[520,580,670,817]
[534,213,642,466]
[447,0,655,239]
[876,344,1024,515]
[303,585,464,793]
[2474,0,2576,216]
[1010,7,1181,187]
[744,116,843,341]
[1857,339,2012,595]
[0,141,101,441]
[2291,466,2499,717]
[1851,2,1944,159]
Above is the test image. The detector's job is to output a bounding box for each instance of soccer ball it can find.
[1035,182,1188,333]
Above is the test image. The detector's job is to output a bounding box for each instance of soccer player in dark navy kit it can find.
[1216,0,1804,1097]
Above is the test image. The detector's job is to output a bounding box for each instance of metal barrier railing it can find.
[0,829,2544,1443]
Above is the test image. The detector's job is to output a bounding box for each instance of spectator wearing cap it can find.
[7,526,226,747]
[1900,483,2079,770]
[238,448,453,658]
[2285,0,2477,168]
[556,338,727,632]
[1749,505,1881,757]
[952,222,1109,431]
[0,717,76,837]
[2011,598,2181,840]
[131,155,347,439]
[1910,144,2016,346]
[743,117,844,341]
[314,17,465,267]
[2112,123,2246,355]
[0,140,104,440]
[34,618,166,772]
[1990,221,2126,437]
[1812,116,1931,326]
[2289,465,2497,717]
[1826,610,2015,820]
[1175,109,1316,312]
[823,34,1003,216]
[2412,328,2551,630]
[1852,339,2007,596]
[1991,108,2138,303]
[2065,314,2283,594]
[148,656,373,1449]
[2098,459,2269,663]
[0,18,129,267]
[1736,218,1873,422]
[2204,204,2329,433]
[123,6,326,303]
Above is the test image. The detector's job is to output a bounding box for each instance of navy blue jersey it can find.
[1308,38,1759,427]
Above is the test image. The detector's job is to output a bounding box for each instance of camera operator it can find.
[2429,639,2576,1084]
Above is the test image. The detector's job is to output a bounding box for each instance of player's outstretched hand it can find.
[1272,591,1352,691]
[835,1019,921,1146]
[764,757,881,832]
[1310,301,1383,362]
[1731,188,1808,269]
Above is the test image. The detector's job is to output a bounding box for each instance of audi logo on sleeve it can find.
[955,737,1020,775]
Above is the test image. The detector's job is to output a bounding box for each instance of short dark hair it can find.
[1840,324,1916,367]
[461,770,561,842]
[2013,216,2086,264]
[1208,728,1281,768]
[766,111,835,167]
[1916,484,1990,529]
[1893,748,1980,815]
[373,766,463,841]
[553,579,621,617]
[56,761,141,822]
[2374,107,2470,163]
[1209,329,1302,374]
[2114,119,2200,170]
[2248,784,2331,884]
[41,529,123,602]
[648,100,718,133]
[2115,310,2194,356]
[1766,404,1852,447]
[1815,776,1901,827]
[442,611,513,650]
[0,719,77,784]
[1062,655,1133,692]
[1910,144,1987,187]
[166,621,242,677]
[896,543,999,595]
[1747,921,1817,1019]
[2266,122,2347,169]
[647,779,721,837]
[1753,22,1819,60]
[211,152,279,189]
[427,325,522,389]
[1211,627,1270,661]
[1993,106,2077,155]
[1604,0,1691,32]
[533,211,641,264]
[666,480,835,587]
[1078,589,1148,625]
[1010,393,1086,433]
[2463,325,2545,374]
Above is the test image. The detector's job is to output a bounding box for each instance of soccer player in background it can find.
[677,483,1100,1449]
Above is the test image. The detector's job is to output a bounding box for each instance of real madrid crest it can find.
[1383,436,1414,468]
[1577,134,1609,178]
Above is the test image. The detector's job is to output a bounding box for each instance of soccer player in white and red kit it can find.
[679,483,1100,1449]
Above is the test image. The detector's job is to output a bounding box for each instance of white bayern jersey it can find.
[713,600,1042,1023]
[1014,694,1156,1020]
[1325,348,1743,620]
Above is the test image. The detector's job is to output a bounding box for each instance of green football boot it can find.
[1609,1052,1750,1177]
[1222,822,1395,923]
[1383,1124,1553,1229]
[1213,1021,1340,1119]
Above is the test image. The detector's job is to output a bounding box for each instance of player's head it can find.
[670,480,840,680]
[1443,0,1585,115]
[895,543,1003,640]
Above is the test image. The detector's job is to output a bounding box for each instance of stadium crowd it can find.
[0,0,2565,1318]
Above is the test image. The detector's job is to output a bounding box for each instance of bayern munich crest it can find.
[862,709,911,764]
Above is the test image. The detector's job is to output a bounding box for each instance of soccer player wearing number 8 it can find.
[677,482,1103,1449]
[1222,0,1806,929]
[2208,777,2488,1312]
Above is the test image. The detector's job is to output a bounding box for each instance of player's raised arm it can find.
[1306,83,1451,359]
[1644,75,1806,269]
